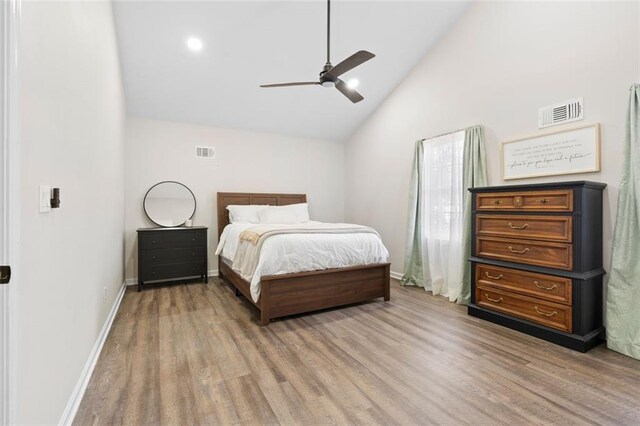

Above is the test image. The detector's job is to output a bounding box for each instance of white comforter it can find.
[215,222,389,302]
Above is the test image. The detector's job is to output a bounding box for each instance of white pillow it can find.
[287,203,311,222]
[258,208,298,224]
[226,205,267,223]
[258,203,310,224]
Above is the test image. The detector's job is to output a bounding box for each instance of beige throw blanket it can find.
[239,222,377,245]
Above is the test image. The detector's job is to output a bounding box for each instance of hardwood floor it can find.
[74,279,640,425]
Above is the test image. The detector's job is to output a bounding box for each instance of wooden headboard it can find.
[216,192,307,238]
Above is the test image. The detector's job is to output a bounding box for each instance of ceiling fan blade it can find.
[326,50,375,78]
[260,82,319,88]
[335,79,364,103]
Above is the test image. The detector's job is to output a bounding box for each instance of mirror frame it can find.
[143,181,197,228]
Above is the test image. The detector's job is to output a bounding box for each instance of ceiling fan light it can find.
[186,37,203,52]
[321,81,336,88]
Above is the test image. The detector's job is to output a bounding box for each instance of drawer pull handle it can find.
[534,281,558,291]
[485,294,503,303]
[507,222,528,230]
[534,306,558,317]
[538,198,550,204]
[485,272,503,280]
[492,200,503,205]
[508,246,529,254]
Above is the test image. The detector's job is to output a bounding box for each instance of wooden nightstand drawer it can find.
[476,190,573,212]
[476,236,573,270]
[140,247,206,266]
[476,286,572,333]
[476,214,572,243]
[139,229,206,250]
[476,264,572,305]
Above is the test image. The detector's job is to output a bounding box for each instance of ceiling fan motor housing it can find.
[320,63,337,87]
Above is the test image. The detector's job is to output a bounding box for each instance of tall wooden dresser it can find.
[137,227,208,292]
[468,181,606,352]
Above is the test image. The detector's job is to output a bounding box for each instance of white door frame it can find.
[1,0,21,424]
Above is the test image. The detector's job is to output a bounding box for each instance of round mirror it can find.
[143,181,196,227]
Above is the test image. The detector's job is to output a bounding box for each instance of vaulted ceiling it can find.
[113,1,469,141]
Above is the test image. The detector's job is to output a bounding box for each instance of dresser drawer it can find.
[140,247,206,266]
[476,214,572,243]
[476,236,573,270]
[476,190,573,212]
[139,262,206,282]
[138,229,206,250]
[476,286,572,332]
[476,264,572,305]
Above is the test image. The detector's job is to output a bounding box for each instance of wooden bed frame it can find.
[216,192,390,325]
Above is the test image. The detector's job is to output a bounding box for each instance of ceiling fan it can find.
[260,0,375,103]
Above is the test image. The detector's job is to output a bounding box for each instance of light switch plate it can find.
[39,185,51,213]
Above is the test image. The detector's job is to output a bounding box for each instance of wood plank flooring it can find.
[74,279,640,425]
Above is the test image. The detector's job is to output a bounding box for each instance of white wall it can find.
[0,2,4,143]
[345,1,640,276]
[0,4,6,425]
[18,1,125,424]
[125,117,345,281]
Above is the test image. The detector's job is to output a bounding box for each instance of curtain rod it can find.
[422,125,482,142]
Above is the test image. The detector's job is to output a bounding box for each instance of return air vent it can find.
[538,98,584,128]
[195,146,215,159]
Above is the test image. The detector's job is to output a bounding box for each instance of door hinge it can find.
[0,266,11,284]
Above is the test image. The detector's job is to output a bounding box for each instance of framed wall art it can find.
[502,123,601,180]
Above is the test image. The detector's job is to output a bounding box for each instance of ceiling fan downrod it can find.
[326,0,331,66]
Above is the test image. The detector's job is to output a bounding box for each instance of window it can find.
[420,130,465,298]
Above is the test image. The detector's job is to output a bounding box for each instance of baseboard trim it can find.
[125,269,220,286]
[390,270,403,281]
[58,281,127,426]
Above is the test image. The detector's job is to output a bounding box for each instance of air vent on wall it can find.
[538,97,584,128]
[195,146,215,159]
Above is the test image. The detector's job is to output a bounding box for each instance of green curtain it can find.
[401,139,430,288]
[457,125,488,305]
[606,84,640,360]
[401,127,488,298]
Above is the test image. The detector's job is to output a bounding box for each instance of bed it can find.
[216,192,391,325]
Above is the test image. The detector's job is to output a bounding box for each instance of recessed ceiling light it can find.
[186,37,203,52]
[347,78,359,89]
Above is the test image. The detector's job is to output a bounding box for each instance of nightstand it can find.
[137,227,208,291]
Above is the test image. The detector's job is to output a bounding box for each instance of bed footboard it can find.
[219,259,390,325]
[259,263,391,325]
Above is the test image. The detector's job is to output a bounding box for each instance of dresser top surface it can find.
[469,180,607,192]
[137,226,208,232]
